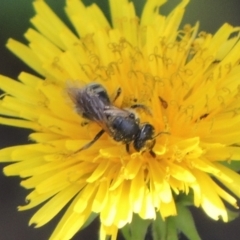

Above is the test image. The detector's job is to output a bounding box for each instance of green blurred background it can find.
[0,0,240,239]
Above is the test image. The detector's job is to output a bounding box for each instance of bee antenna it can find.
[153,131,170,139]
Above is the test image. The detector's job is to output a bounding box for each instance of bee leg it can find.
[126,143,130,154]
[149,150,156,158]
[130,104,152,115]
[81,121,89,127]
[74,129,105,153]
[113,87,122,102]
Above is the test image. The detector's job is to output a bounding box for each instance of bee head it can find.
[133,124,155,152]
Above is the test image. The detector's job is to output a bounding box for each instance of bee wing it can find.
[67,84,134,138]
[67,87,108,122]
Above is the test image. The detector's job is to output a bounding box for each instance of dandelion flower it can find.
[1,0,240,239]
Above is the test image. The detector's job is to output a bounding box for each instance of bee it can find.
[67,83,161,156]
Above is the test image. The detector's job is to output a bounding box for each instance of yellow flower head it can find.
[1,0,240,239]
